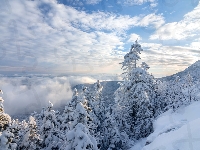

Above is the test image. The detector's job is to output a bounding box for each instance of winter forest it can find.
[0,41,200,150]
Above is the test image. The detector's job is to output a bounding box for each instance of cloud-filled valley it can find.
[0,75,99,115]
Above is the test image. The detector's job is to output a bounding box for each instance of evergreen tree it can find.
[164,76,185,111]
[60,104,75,132]
[0,91,11,131]
[0,90,17,150]
[93,80,106,125]
[115,41,154,140]
[63,123,98,150]
[183,73,198,103]
[101,107,127,150]
[152,80,167,117]
[0,128,17,150]
[70,88,79,109]
[60,91,99,149]
[39,101,62,149]
[19,116,41,150]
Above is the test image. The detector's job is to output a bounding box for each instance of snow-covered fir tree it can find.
[70,88,79,109]
[100,105,130,150]
[60,104,75,132]
[115,41,155,140]
[39,101,63,149]
[164,76,186,111]
[183,73,199,103]
[59,90,99,149]
[0,91,11,132]
[152,80,167,117]
[19,116,41,150]
[0,128,17,150]
[92,80,106,125]
[79,85,100,138]
[0,90,17,150]
[63,123,98,150]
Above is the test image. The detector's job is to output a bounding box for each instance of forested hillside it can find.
[0,41,200,150]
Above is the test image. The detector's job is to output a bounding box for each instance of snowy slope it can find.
[131,101,200,150]
[161,60,200,81]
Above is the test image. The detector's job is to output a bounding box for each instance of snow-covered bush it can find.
[63,123,98,150]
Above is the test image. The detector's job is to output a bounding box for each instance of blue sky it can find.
[0,0,200,77]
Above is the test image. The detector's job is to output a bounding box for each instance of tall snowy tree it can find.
[60,90,99,149]
[0,90,17,150]
[152,80,168,117]
[39,101,63,149]
[19,116,41,150]
[183,73,198,103]
[62,123,98,150]
[0,91,11,132]
[0,128,17,150]
[115,41,154,140]
[92,80,106,125]
[70,88,79,109]
[164,76,186,111]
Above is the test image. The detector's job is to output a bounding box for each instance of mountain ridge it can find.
[160,60,200,81]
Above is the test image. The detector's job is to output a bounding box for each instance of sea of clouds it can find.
[0,74,121,116]
[0,76,96,115]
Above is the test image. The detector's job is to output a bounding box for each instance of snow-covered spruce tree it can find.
[60,91,98,149]
[60,104,74,132]
[164,73,199,112]
[18,116,41,150]
[39,101,63,149]
[0,91,11,132]
[164,76,186,111]
[60,89,91,131]
[114,41,154,140]
[63,123,98,150]
[0,128,17,150]
[70,88,79,109]
[100,106,130,150]
[9,119,21,145]
[79,86,100,137]
[0,90,17,150]
[92,80,106,125]
[152,80,168,117]
[183,73,199,103]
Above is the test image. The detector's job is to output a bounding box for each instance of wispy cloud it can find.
[84,0,102,5]
[122,0,156,6]
[141,43,200,77]
[0,0,164,75]
[150,1,200,40]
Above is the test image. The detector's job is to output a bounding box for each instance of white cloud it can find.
[136,13,165,28]
[84,0,102,5]
[0,0,164,75]
[128,33,142,42]
[0,75,98,115]
[150,1,200,40]
[123,0,156,5]
[150,2,157,8]
[140,43,200,77]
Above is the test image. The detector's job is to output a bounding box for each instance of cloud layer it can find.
[0,0,200,78]
[0,75,98,115]
[150,2,200,41]
[0,0,164,75]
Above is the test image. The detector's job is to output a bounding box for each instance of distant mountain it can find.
[161,60,200,82]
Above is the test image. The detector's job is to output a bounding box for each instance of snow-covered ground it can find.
[131,101,200,150]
